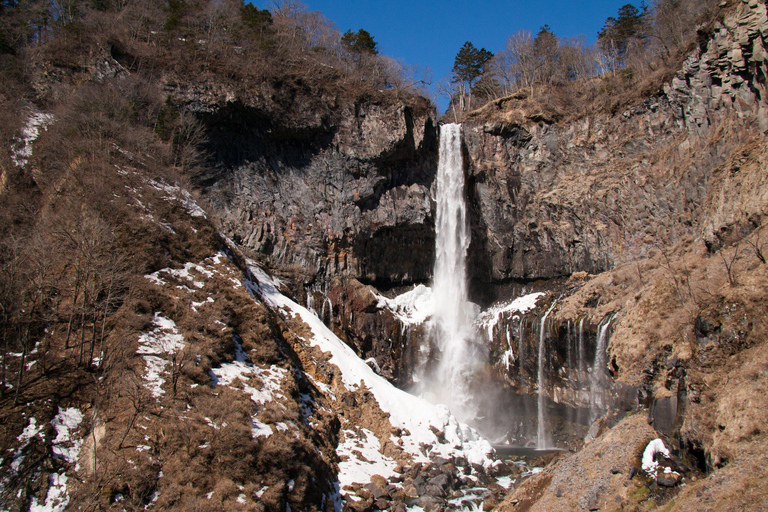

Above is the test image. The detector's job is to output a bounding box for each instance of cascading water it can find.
[578,318,586,379]
[424,123,479,421]
[590,314,616,421]
[537,301,557,449]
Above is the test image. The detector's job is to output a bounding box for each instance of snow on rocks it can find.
[641,438,672,478]
[29,473,70,512]
[337,428,398,489]
[7,409,83,512]
[137,313,186,398]
[10,417,43,473]
[12,111,54,168]
[51,408,84,469]
[209,339,289,439]
[375,284,434,327]
[243,258,494,467]
[145,252,227,292]
[475,292,544,342]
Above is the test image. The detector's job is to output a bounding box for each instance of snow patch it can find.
[475,292,544,342]
[51,407,84,470]
[29,473,69,512]
[137,313,186,398]
[210,339,288,440]
[375,284,434,327]
[642,438,670,475]
[146,178,207,218]
[10,417,42,473]
[12,112,54,168]
[337,428,398,489]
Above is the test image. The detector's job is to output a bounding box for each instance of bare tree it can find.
[746,231,766,264]
[720,246,740,286]
[492,30,536,96]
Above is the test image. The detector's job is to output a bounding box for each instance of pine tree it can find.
[451,41,493,112]
[452,41,493,89]
[534,25,559,84]
[341,29,378,55]
[241,3,272,34]
[598,3,649,61]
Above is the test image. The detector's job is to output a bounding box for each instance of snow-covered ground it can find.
[12,111,53,168]
[242,258,495,469]
[209,339,289,439]
[51,408,84,470]
[136,314,186,398]
[12,408,84,512]
[336,428,398,489]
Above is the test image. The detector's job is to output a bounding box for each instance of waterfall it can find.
[537,301,557,449]
[590,314,616,421]
[426,123,478,419]
[322,296,333,328]
[518,320,526,387]
[566,320,573,375]
[578,317,586,379]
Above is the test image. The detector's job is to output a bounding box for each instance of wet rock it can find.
[347,498,375,512]
[656,471,682,487]
[415,495,446,512]
[365,480,389,500]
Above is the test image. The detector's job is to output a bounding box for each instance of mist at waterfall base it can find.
[409,123,617,450]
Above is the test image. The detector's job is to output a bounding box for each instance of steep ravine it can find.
[173,1,768,509]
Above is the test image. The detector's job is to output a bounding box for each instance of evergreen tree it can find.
[598,3,648,60]
[452,41,493,89]
[241,3,272,33]
[533,25,559,83]
[451,41,493,113]
[341,28,378,55]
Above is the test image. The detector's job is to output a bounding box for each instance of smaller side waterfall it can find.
[537,301,557,449]
[578,318,586,378]
[590,314,616,421]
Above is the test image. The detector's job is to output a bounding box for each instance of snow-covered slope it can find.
[242,258,495,470]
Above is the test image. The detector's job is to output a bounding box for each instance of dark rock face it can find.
[462,2,768,291]
[184,90,438,289]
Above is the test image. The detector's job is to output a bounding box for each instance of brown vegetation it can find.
[448,0,723,122]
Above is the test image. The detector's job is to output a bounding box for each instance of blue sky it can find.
[253,1,635,110]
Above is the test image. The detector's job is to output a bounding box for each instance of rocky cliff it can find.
[178,81,439,291]
[462,0,768,297]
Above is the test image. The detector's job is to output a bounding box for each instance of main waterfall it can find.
[422,123,481,421]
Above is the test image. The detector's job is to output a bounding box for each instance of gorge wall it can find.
[165,0,768,506]
[186,0,768,441]
[176,83,439,290]
[463,0,768,297]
